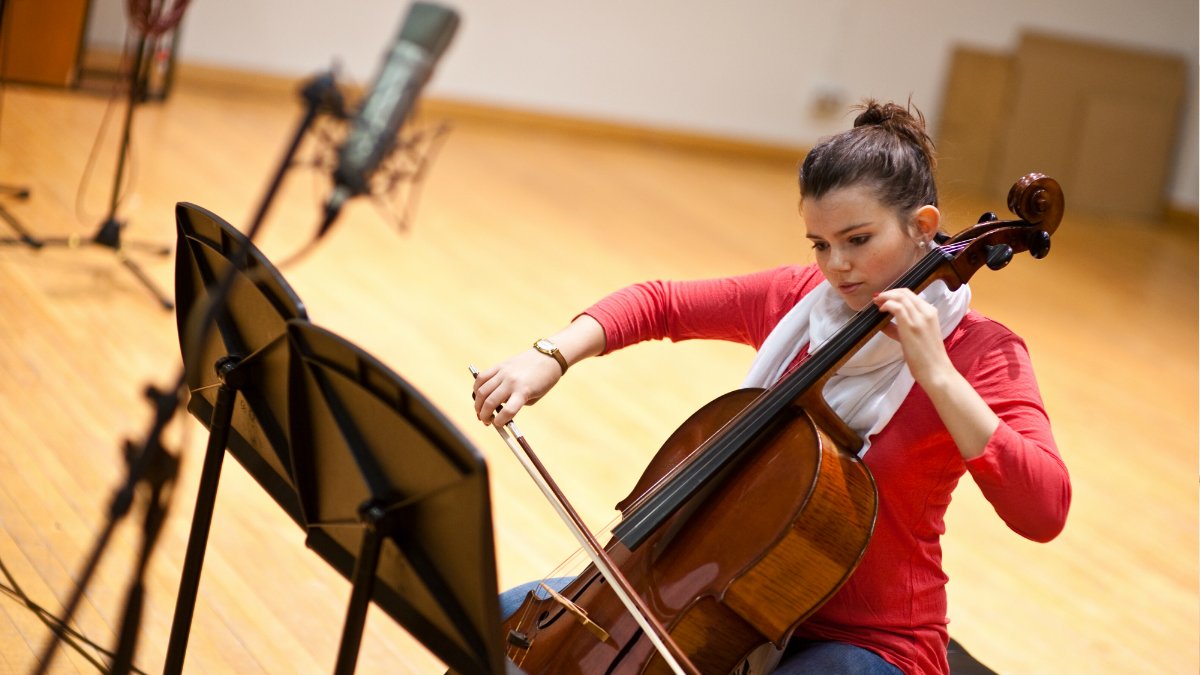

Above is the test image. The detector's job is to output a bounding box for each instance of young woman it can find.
[472,100,1071,674]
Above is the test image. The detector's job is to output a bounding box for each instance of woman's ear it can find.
[913,205,941,243]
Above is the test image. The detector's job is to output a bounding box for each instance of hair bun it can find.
[850,98,936,170]
[853,102,891,127]
[852,100,917,130]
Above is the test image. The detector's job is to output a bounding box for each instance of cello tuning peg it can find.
[1028,230,1052,259]
[976,211,999,224]
[985,244,1014,270]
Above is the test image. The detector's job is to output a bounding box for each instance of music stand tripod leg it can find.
[334,501,398,675]
[114,247,174,310]
[165,361,241,674]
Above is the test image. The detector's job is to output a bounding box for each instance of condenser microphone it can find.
[319,2,459,236]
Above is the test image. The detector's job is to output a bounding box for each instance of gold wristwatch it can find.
[533,338,568,374]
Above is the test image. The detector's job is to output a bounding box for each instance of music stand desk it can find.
[287,319,515,674]
[172,201,518,673]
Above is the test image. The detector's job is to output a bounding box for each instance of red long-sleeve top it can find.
[582,264,1070,675]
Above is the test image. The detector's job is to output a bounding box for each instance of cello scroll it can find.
[942,173,1064,286]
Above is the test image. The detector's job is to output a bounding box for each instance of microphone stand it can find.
[34,29,175,310]
[33,70,345,675]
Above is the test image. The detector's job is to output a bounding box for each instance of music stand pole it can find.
[334,500,399,675]
[163,360,239,675]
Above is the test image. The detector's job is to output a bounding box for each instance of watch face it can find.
[536,339,555,353]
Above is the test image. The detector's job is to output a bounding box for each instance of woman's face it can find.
[801,184,928,311]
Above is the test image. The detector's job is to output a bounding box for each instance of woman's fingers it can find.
[873,288,951,383]
[472,350,562,425]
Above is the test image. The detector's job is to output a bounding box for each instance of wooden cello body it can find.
[501,174,1064,674]
[504,388,876,674]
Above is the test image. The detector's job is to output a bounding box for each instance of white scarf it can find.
[741,279,971,455]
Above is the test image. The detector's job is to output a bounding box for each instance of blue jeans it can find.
[499,579,901,674]
[774,640,903,674]
[498,578,571,620]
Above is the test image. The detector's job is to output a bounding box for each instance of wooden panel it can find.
[935,46,1013,195]
[992,31,1187,219]
[0,0,90,87]
[1070,95,1180,218]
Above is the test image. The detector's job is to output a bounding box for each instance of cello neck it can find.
[773,247,954,408]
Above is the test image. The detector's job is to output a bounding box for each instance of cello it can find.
[497,173,1064,674]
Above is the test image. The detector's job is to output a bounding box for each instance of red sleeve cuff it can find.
[964,422,1071,542]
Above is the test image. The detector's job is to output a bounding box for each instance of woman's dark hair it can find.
[799,99,938,219]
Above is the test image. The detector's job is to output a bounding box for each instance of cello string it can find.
[613,412,754,518]
[614,241,975,540]
[614,253,930,535]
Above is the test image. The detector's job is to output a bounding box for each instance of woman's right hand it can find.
[473,349,564,427]
[472,315,607,427]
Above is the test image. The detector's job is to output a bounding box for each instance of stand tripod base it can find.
[0,184,30,199]
[0,182,42,248]
[0,14,175,312]
[36,218,175,311]
[0,183,173,310]
[0,201,43,249]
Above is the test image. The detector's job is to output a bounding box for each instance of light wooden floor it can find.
[0,72,1195,674]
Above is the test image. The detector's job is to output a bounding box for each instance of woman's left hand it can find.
[873,288,1000,460]
[872,288,953,386]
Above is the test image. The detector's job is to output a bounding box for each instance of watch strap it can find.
[533,339,568,374]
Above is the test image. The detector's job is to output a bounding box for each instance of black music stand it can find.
[166,201,308,672]
[285,319,519,675]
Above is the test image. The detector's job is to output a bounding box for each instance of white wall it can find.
[87,0,1199,209]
